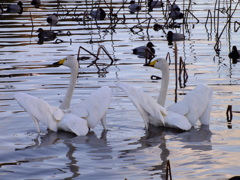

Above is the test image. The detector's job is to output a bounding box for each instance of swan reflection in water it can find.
[14,125,212,179]
[118,124,212,179]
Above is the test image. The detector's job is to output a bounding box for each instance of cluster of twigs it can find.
[77,45,115,77]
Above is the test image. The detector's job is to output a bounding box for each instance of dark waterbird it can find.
[128,0,141,14]
[169,3,184,20]
[37,28,58,44]
[6,1,23,14]
[31,0,41,8]
[148,0,164,12]
[167,31,185,45]
[132,42,155,58]
[228,46,240,64]
[47,13,58,26]
[90,8,106,20]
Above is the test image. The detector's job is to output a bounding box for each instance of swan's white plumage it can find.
[118,82,192,131]
[14,92,60,132]
[118,58,212,131]
[118,82,166,129]
[168,84,213,126]
[72,86,111,129]
[14,55,112,136]
[151,58,212,127]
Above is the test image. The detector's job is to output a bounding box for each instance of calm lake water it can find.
[1,0,240,179]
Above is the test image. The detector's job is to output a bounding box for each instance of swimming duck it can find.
[167,31,185,45]
[47,13,58,26]
[37,28,57,44]
[148,0,164,12]
[169,3,183,20]
[228,46,240,64]
[31,0,41,8]
[132,42,155,59]
[6,1,23,14]
[128,0,141,14]
[153,23,163,31]
[90,8,106,20]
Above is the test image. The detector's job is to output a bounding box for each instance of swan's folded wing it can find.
[71,86,112,129]
[118,82,166,125]
[167,102,189,116]
[14,92,61,131]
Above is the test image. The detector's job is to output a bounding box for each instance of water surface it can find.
[1,0,240,179]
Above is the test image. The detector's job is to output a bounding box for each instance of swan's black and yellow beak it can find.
[52,58,66,67]
[144,59,157,67]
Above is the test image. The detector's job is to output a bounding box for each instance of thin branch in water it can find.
[165,160,172,180]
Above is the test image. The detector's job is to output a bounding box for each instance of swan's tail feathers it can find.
[72,86,112,129]
[165,111,192,131]
[58,114,89,136]
[14,92,59,132]
[199,87,213,125]
[118,82,166,127]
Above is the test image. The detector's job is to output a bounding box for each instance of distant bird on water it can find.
[167,31,185,45]
[128,0,141,14]
[47,13,58,26]
[148,0,164,12]
[37,28,58,44]
[169,3,184,20]
[132,42,155,59]
[90,8,106,20]
[6,1,23,14]
[31,0,41,8]
[229,46,240,64]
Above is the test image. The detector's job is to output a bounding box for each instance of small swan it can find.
[132,42,155,59]
[90,8,106,20]
[15,55,112,136]
[228,46,240,64]
[6,1,23,14]
[128,0,141,14]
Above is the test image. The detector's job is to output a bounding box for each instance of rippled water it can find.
[1,0,240,179]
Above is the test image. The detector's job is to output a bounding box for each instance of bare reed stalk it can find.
[174,42,178,103]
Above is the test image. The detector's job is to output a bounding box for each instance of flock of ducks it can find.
[3,0,214,136]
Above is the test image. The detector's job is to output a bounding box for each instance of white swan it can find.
[149,58,213,126]
[119,58,213,130]
[14,55,112,136]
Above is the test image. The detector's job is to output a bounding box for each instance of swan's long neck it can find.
[60,66,79,110]
[157,65,169,107]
